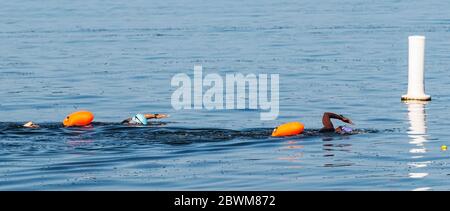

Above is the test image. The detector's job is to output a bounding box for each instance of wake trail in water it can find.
[0,122,387,143]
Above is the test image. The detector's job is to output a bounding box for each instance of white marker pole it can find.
[402,36,431,101]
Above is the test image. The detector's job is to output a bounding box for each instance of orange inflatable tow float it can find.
[63,110,94,127]
[271,122,304,137]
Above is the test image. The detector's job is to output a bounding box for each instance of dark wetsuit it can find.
[121,118,135,125]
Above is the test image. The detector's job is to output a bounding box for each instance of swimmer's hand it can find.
[23,121,39,128]
[341,117,354,125]
[155,114,168,119]
[145,114,169,119]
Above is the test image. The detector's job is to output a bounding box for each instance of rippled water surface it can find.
[1,0,450,190]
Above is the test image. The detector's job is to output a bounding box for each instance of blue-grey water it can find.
[1,0,450,190]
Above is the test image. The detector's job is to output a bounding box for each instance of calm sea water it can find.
[1,0,450,190]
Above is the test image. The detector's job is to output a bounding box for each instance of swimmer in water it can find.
[23,121,39,128]
[319,112,354,134]
[121,113,168,125]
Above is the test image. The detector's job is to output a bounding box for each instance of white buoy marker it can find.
[402,36,431,101]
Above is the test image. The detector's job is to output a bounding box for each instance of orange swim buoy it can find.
[271,122,304,137]
[63,110,94,127]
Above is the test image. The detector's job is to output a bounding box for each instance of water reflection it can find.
[67,139,94,148]
[405,101,430,190]
[322,136,353,167]
[278,140,304,169]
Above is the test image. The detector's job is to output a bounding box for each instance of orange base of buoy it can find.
[272,122,304,137]
[63,110,94,127]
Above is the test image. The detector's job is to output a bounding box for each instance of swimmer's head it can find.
[23,121,39,128]
[131,113,147,125]
[336,126,353,134]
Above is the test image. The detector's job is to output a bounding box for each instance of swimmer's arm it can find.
[144,114,168,119]
[321,112,337,130]
[321,112,353,130]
